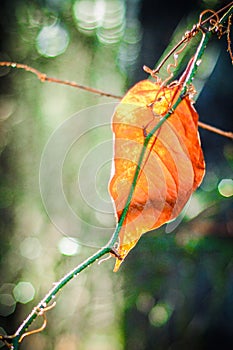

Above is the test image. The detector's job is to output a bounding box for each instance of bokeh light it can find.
[0,284,16,317]
[136,293,154,314]
[118,19,142,73]
[20,237,42,260]
[58,237,80,256]
[97,0,125,44]
[36,22,70,57]
[218,178,233,197]
[13,282,35,304]
[149,302,173,327]
[1,1,233,349]
[73,0,105,34]
[73,0,125,44]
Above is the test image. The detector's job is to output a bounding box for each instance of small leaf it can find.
[109,78,205,271]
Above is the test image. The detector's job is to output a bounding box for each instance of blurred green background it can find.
[0,1,232,349]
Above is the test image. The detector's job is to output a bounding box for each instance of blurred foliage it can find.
[0,1,127,349]
[0,0,232,350]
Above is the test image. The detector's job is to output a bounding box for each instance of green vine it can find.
[1,4,232,349]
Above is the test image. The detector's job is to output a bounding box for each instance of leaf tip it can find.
[113,259,122,272]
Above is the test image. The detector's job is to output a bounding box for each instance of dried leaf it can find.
[109,78,205,271]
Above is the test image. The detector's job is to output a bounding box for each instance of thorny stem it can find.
[113,32,210,250]
[107,9,232,261]
[9,247,111,349]
[1,5,233,349]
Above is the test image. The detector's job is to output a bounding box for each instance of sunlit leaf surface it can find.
[109,79,205,271]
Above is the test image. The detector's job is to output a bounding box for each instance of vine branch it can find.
[0,61,122,99]
[0,3,233,349]
[0,60,232,139]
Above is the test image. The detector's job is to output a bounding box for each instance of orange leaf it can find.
[109,78,205,272]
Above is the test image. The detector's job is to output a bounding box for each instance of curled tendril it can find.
[143,8,224,86]
[143,65,162,84]
[0,302,56,348]
[163,42,188,86]
[19,302,56,343]
[198,9,220,32]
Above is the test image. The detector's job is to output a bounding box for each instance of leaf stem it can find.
[113,30,212,249]
[113,3,233,263]
[2,4,232,349]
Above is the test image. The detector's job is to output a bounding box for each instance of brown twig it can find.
[0,61,122,99]
[198,121,233,139]
[0,61,232,140]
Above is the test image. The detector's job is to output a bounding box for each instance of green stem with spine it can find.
[4,5,233,349]
[12,33,210,349]
[110,31,211,248]
[111,3,233,242]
